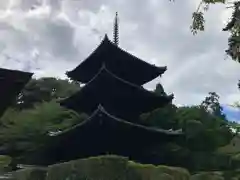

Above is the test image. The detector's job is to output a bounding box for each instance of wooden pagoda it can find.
[21,14,183,166]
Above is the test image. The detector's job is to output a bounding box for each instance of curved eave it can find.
[60,65,173,114]
[0,68,33,116]
[66,35,167,85]
[51,105,183,137]
[0,68,33,82]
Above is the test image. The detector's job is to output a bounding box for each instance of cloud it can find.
[0,0,240,106]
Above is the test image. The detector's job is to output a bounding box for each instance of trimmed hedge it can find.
[13,168,47,180]
[190,172,224,180]
[47,156,129,180]
[127,161,189,180]
[46,155,190,180]
[10,155,240,180]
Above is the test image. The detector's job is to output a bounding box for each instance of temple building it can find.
[0,68,33,117]
[22,13,183,166]
[61,63,173,121]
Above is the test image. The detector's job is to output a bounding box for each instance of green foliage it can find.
[0,75,235,173]
[140,104,179,130]
[170,0,240,62]
[189,0,225,34]
[178,92,232,152]
[174,106,221,129]
[9,155,240,180]
[128,162,189,180]
[222,169,240,180]
[177,105,232,150]
[0,101,87,156]
[191,12,205,35]
[0,155,12,168]
[141,84,178,129]
[223,1,240,62]
[187,152,231,171]
[141,91,233,160]
[185,120,203,138]
[13,168,47,180]
[218,136,240,155]
[190,172,224,180]
[196,0,240,62]
[8,156,240,180]
[0,155,12,173]
[47,155,129,180]
[139,90,235,171]
[47,155,190,180]
[15,77,80,109]
[154,83,167,96]
[200,92,226,120]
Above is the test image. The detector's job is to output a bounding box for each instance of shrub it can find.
[13,168,47,180]
[46,155,190,180]
[190,172,224,180]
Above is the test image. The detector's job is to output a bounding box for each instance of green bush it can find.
[230,153,240,169]
[128,161,189,180]
[47,155,129,180]
[190,172,224,180]
[12,156,240,180]
[222,169,240,180]
[0,101,87,157]
[13,168,47,180]
[46,155,190,180]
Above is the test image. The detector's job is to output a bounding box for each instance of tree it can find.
[154,83,167,96]
[201,92,226,120]
[0,101,88,160]
[169,0,240,62]
[15,77,80,109]
[140,104,179,129]
[174,91,233,152]
[140,83,178,129]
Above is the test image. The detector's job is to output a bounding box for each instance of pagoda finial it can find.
[113,12,119,46]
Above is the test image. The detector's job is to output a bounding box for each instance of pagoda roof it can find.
[22,105,182,165]
[61,65,173,120]
[53,105,183,137]
[67,35,167,85]
[0,68,33,116]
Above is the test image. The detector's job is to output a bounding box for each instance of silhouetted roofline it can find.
[66,34,167,85]
[51,105,183,137]
[0,68,33,81]
[103,35,167,71]
[0,68,33,117]
[60,64,174,117]
[66,63,173,102]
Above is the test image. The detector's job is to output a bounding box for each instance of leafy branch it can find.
[190,0,226,34]
[170,0,240,62]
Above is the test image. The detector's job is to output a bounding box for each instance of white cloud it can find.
[0,0,239,106]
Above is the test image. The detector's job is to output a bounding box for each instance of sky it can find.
[0,0,240,120]
[222,105,240,122]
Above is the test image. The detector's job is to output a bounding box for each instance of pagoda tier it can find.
[60,65,173,121]
[22,105,183,166]
[0,68,33,116]
[66,35,166,85]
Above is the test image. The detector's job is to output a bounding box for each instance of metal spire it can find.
[113,12,119,46]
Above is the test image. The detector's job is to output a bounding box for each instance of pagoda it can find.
[61,13,172,121]
[22,13,183,166]
[0,68,33,117]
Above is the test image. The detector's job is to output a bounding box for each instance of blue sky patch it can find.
[222,105,240,122]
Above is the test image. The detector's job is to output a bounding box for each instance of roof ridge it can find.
[0,67,33,74]
[66,34,167,81]
[62,64,173,105]
[104,35,167,71]
[50,105,183,137]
